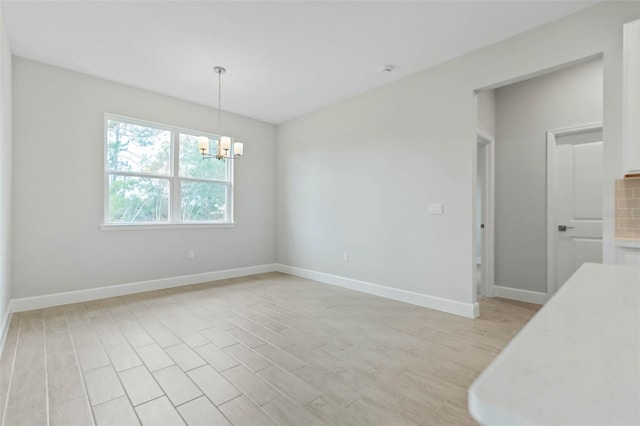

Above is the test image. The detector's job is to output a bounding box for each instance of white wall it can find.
[277,1,638,312]
[11,58,277,299]
[494,58,603,294]
[0,5,12,329]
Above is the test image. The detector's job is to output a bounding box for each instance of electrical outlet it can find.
[427,203,444,215]
[188,249,195,259]
[343,252,349,262]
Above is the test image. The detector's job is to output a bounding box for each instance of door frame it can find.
[477,129,495,298]
[546,122,603,297]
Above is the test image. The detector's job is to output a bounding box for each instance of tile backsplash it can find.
[616,177,640,240]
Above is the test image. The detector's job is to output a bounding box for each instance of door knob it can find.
[558,225,575,232]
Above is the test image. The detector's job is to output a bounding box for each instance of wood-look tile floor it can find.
[0,272,540,426]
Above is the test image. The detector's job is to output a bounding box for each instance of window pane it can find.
[179,133,227,181]
[106,119,171,175]
[108,175,169,222]
[181,181,227,222]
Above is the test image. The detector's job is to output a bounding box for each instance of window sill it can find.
[615,238,640,248]
[100,223,236,231]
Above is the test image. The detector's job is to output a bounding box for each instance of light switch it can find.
[428,203,444,215]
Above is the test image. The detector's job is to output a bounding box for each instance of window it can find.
[104,115,233,226]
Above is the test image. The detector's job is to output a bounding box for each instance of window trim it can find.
[99,223,236,231]
[102,113,235,228]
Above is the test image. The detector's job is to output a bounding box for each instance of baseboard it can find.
[275,264,478,318]
[8,261,481,320]
[10,264,277,313]
[493,285,547,305]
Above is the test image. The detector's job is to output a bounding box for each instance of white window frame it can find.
[101,114,235,230]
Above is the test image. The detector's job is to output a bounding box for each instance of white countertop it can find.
[468,263,640,426]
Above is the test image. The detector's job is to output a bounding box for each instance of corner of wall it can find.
[275,264,479,318]
[0,0,13,353]
[274,123,281,265]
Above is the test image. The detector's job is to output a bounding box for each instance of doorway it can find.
[546,123,604,297]
[474,57,603,305]
[477,130,494,298]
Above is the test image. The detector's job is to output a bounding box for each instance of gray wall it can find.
[11,58,277,298]
[495,58,603,293]
[277,2,636,308]
[0,5,12,327]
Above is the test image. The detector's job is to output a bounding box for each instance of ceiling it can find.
[3,1,600,124]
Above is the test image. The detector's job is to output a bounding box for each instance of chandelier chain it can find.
[218,69,222,140]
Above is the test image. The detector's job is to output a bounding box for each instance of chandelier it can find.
[197,66,243,160]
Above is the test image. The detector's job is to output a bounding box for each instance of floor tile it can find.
[46,355,86,406]
[93,395,140,426]
[258,365,321,406]
[200,326,238,348]
[4,391,48,426]
[165,343,207,371]
[124,328,155,348]
[293,366,360,407]
[118,365,164,406]
[207,316,237,332]
[226,327,266,348]
[250,327,295,349]
[434,399,477,426]
[153,365,202,406]
[75,344,111,372]
[227,314,261,331]
[0,273,540,426]
[254,343,306,372]
[261,395,325,425]
[222,364,280,406]
[187,365,241,406]
[218,395,277,426]
[224,343,273,372]
[174,327,209,348]
[135,396,185,425]
[84,365,125,406]
[346,397,417,426]
[97,328,129,348]
[177,396,231,426]
[105,344,143,372]
[49,395,94,426]
[135,343,174,371]
[146,327,182,348]
[195,343,240,372]
[305,395,359,425]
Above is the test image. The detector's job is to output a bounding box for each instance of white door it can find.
[551,131,603,294]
